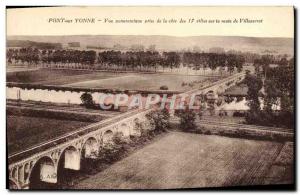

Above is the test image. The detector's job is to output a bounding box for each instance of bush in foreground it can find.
[175,107,197,131]
[99,132,129,163]
[146,108,170,132]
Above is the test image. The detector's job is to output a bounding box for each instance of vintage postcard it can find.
[6,6,294,190]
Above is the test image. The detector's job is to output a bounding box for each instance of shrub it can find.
[236,96,244,102]
[236,130,246,137]
[233,111,246,117]
[99,133,129,163]
[224,96,234,104]
[245,110,261,124]
[99,142,119,163]
[80,92,95,108]
[112,132,129,145]
[175,107,197,131]
[195,128,202,134]
[204,130,211,135]
[219,130,225,135]
[219,110,228,117]
[131,120,155,143]
[146,108,170,132]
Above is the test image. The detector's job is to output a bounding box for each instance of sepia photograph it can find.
[6,6,295,190]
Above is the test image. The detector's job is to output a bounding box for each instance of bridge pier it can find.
[17,165,25,185]
[64,147,81,170]
[40,161,57,183]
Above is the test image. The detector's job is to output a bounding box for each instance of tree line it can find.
[253,54,294,79]
[7,48,246,73]
[7,48,96,66]
[245,56,294,128]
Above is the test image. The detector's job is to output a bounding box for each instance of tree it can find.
[254,55,273,79]
[175,107,197,131]
[263,79,280,113]
[265,64,294,128]
[235,55,245,72]
[226,54,236,74]
[162,52,180,71]
[279,57,288,66]
[80,92,95,108]
[226,54,245,74]
[146,108,170,132]
[244,73,263,124]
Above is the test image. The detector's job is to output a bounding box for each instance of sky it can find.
[6,6,294,38]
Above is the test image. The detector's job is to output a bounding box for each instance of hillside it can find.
[7,35,294,55]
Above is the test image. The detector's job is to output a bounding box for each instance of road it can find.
[73,131,292,189]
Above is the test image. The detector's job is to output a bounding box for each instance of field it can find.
[64,74,217,91]
[7,69,220,91]
[6,66,40,73]
[73,131,293,189]
[7,69,118,85]
[7,115,91,154]
[7,100,120,120]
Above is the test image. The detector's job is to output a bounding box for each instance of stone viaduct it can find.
[8,109,152,189]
